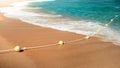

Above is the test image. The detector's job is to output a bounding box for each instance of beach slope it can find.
[0,0,120,68]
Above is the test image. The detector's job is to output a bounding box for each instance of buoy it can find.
[110,19,113,22]
[97,27,103,32]
[85,35,90,39]
[14,45,24,52]
[115,15,118,17]
[105,24,109,27]
[58,40,65,45]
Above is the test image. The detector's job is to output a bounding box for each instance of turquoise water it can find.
[29,0,120,30]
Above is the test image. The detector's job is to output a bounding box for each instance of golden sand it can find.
[0,1,120,68]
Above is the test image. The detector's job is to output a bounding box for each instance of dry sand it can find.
[0,0,120,68]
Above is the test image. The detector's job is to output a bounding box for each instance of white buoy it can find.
[14,45,23,52]
[58,40,65,45]
[115,15,118,17]
[110,19,114,22]
[85,36,90,39]
[105,24,109,27]
[97,27,103,32]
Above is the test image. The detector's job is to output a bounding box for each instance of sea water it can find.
[0,0,120,45]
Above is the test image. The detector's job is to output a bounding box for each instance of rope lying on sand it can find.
[0,36,88,53]
[0,15,119,53]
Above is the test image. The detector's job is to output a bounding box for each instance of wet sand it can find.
[0,0,120,68]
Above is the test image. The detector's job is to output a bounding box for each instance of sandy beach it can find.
[0,0,120,68]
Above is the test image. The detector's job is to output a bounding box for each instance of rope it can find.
[0,49,14,54]
[65,37,85,43]
[105,15,119,27]
[26,43,58,50]
[92,15,119,36]
[23,38,86,51]
[0,15,119,54]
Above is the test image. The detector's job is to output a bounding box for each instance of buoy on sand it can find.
[85,35,90,39]
[58,40,65,45]
[14,45,24,52]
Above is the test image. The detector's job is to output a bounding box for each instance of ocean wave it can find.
[0,0,120,45]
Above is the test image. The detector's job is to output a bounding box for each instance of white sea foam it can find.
[0,0,120,45]
[10,0,55,7]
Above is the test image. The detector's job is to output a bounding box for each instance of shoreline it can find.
[1,0,120,68]
[1,0,120,46]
